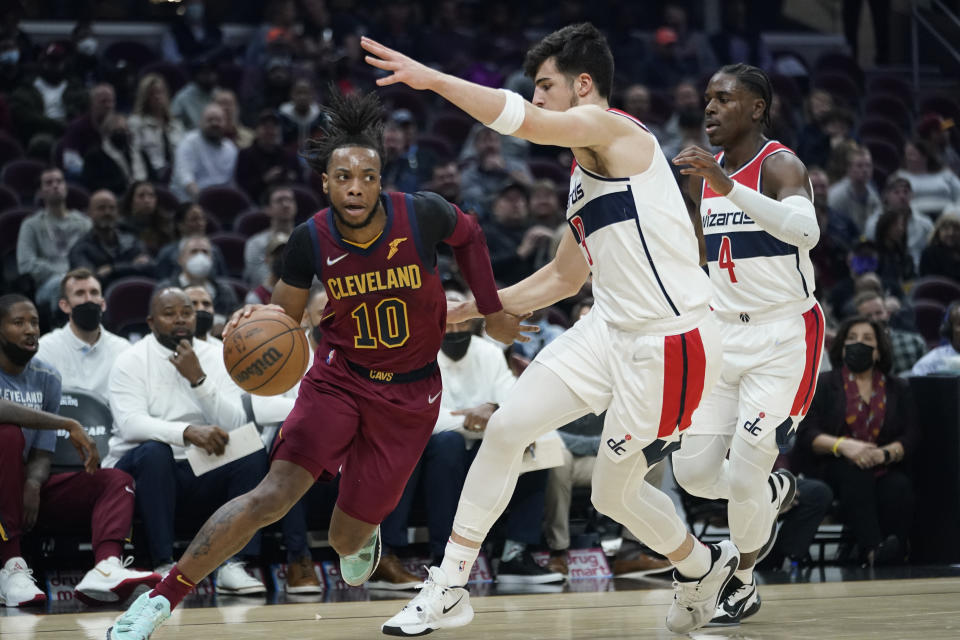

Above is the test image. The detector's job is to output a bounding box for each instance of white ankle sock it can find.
[673,541,712,580]
[439,539,480,587]
[734,568,754,585]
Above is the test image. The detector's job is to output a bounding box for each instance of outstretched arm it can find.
[449,230,590,322]
[361,37,623,149]
[673,146,819,250]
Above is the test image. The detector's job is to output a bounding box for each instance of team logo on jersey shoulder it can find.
[569,181,585,206]
[387,237,407,260]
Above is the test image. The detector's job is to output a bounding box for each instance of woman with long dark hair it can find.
[795,315,918,566]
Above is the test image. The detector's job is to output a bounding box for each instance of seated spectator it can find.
[61,83,116,178]
[919,207,960,280]
[16,167,91,308]
[37,269,131,400]
[829,241,906,318]
[69,190,155,287]
[376,289,562,586]
[640,27,698,90]
[620,83,661,138]
[245,184,297,286]
[160,0,224,64]
[279,77,325,148]
[213,88,254,149]
[893,138,960,219]
[184,284,218,345]
[154,203,229,279]
[795,315,917,566]
[855,291,927,375]
[157,236,239,317]
[129,74,185,184]
[171,58,218,131]
[235,110,301,204]
[69,20,100,85]
[427,159,481,217]
[709,0,772,68]
[796,90,845,170]
[104,288,267,591]
[172,103,238,201]
[662,3,717,81]
[0,295,158,606]
[866,175,934,269]
[810,168,854,294]
[482,182,551,286]
[874,210,917,283]
[658,81,701,159]
[389,108,440,187]
[916,113,960,177]
[460,128,533,218]
[0,36,25,95]
[119,181,177,256]
[827,145,877,233]
[9,42,86,147]
[910,302,960,375]
[245,233,289,306]
[82,113,148,197]
[381,117,419,193]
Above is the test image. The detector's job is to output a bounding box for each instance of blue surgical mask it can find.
[850,255,879,276]
[0,50,19,66]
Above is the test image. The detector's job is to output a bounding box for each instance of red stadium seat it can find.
[528,159,569,185]
[66,183,90,212]
[234,209,270,238]
[0,132,24,168]
[0,206,31,258]
[103,276,158,336]
[1,159,46,204]
[430,113,475,151]
[198,185,252,230]
[913,299,948,348]
[210,232,247,279]
[153,183,181,212]
[911,276,960,307]
[0,184,20,213]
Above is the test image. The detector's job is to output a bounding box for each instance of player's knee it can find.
[727,466,758,503]
[672,456,718,496]
[245,483,295,526]
[589,474,621,518]
[482,412,527,452]
[99,467,134,490]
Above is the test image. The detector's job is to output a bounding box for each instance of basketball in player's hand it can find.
[223,308,310,396]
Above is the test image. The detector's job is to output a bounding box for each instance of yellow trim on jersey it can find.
[0,519,7,541]
[342,231,383,249]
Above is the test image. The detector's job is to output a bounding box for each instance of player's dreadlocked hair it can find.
[719,63,772,129]
[304,87,385,174]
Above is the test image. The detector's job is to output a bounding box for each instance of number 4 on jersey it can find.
[718,235,737,283]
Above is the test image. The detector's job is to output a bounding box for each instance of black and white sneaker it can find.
[665,540,740,634]
[706,577,761,626]
[756,469,797,563]
[496,551,564,584]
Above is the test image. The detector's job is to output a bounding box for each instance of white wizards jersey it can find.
[566,109,712,331]
[700,140,816,316]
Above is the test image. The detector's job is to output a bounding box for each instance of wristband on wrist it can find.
[832,436,846,457]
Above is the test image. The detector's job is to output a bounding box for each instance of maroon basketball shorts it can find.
[271,349,442,525]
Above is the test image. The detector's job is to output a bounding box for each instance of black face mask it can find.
[71,301,102,331]
[0,336,35,367]
[195,310,214,338]
[441,331,472,361]
[844,342,876,373]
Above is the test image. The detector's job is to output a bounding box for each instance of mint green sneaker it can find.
[107,591,171,639]
[339,525,382,586]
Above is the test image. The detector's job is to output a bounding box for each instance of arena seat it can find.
[210,232,247,279]
[1,158,46,204]
[234,208,270,237]
[910,276,960,307]
[430,112,475,150]
[913,299,948,348]
[103,276,158,337]
[66,183,90,211]
[290,184,321,219]
[0,131,24,168]
[52,388,114,474]
[198,185,252,230]
[0,184,19,212]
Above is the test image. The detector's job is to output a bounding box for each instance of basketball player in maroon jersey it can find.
[108,90,533,640]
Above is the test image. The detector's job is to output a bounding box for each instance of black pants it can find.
[825,457,914,552]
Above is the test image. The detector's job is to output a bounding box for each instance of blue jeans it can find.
[116,441,269,565]
[381,431,549,559]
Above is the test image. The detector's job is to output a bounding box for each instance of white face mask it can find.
[77,37,98,56]
[185,252,213,278]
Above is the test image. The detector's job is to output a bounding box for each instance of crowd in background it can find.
[2,0,960,604]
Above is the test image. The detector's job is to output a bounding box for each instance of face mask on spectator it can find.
[71,301,103,331]
[440,331,472,361]
[194,310,214,338]
[185,252,213,278]
[0,335,35,367]
[844,342,875,373]
[0,50,19,66]
[77,37,98,56]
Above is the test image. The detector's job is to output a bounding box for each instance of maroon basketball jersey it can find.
[305,192,445,372]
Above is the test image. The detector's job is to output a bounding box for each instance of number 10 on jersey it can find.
[351,298,410,348]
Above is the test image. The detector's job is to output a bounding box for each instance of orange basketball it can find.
[223,308,310,396]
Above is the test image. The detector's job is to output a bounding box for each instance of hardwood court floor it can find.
[3,577,959,640]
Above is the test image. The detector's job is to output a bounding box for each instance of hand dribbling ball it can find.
[223,308,310,396]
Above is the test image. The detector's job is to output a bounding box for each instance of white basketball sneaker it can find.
[381,567,473,636]
[74,556,160,604]
[0,557,46,607]
[665,540,740,634]
[215,560,266,595]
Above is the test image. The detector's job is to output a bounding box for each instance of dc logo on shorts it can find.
[606,434,632,456]
[743,411,765,436]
